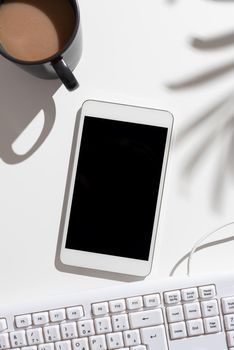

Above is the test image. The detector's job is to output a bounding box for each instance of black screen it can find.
[65,116,168,260]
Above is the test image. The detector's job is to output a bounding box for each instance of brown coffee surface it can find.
[0,0,75,61]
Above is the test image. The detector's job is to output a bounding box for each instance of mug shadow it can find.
[0,56,61,164]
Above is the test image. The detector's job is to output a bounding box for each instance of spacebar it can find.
[140,325,168,350]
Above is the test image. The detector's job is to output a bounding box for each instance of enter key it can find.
[140,325,168,350]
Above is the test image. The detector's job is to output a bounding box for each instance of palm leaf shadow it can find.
[177,93,234,211]
[166,14,234,209]
[167,61,234,90]
[191,32,234,50]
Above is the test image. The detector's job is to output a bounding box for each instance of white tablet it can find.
[59,100,173,278]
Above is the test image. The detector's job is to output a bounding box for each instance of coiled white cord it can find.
[170,222,234,276]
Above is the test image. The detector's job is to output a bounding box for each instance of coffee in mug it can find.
[0,0,82,91]
[0,0,76,61]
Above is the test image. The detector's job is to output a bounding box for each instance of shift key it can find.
[129,309,163,329]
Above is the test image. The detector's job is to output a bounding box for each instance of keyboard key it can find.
[0,319,7,332]
[164,290,181,304]
[204,316,221,334]
[109,300,126,313]
[89,335,107,350]
[26,328,44,345]
[201,300,219,317]
[123,330,141,347]
[38,343,54,350]
[169,322,187,339]
[55,341,72,350]
[44,325,61,342]
[198,285,216,299]
[183,302,201,320]
[129,309,163,329]
[10,331,27,347]
[72,338,89,350]
[140,325,168,350]
[67,307,84,320]
[0,334,10,349]
[21,345,37,350]
[227,331,234,347]
[50,310,66,323]
[166,305,184,323]
[94,317,112,334]
[187,319,204,336]
[77,320,95,337]
[181,288,198,302]
[33,312,49,326]
[60,323,78,339]
[143,294,160,308]
[126,297,143,310]
[22,346,37,350]
[106,332,123,349]
[112,314,129,332]
[224,314,234,330]
[131,346,146,350]
[222,297,234,314]
[15,315,32,328]
[92,303,109,316]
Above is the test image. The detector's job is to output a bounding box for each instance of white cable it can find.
[187,221,234,276]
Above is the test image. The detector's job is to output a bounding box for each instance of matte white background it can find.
[1,0,234,304]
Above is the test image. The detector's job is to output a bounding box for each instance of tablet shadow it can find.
[0,57,61,164]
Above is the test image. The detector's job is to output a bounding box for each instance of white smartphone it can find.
[58,100,173,278]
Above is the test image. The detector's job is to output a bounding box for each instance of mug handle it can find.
[51,57,79,91]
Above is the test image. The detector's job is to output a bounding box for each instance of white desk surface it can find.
[1,0,234,304]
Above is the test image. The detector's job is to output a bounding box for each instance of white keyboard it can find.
[1,273,234,350]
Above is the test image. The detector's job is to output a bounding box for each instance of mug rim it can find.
[0,0,80,66]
